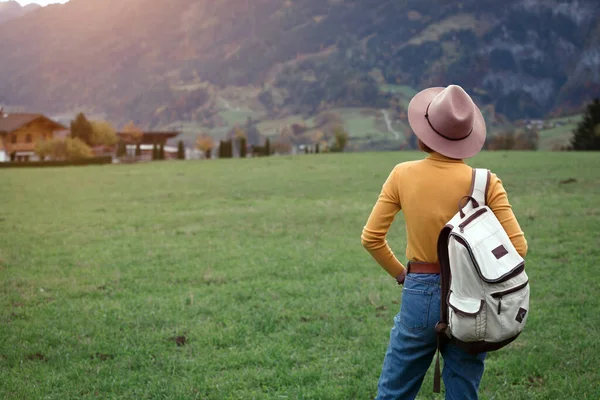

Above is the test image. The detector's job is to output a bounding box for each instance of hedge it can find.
[0,156,113,168]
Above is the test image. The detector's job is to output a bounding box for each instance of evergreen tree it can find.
[177,140,185,160]
[571,98,600,150]
[70,112,94,146]
[239,138,247,158]
[116,141,126,158]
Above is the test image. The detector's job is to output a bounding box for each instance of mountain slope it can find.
[0,0,598,127]
[0,1,40,24]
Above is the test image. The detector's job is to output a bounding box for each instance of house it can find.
[0,111,68,162]
[116,130,181,161]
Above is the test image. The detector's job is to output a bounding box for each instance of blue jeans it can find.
[375,273,486,400]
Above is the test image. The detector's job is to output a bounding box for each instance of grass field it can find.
[538,114,582,150]
[1,152,599,399]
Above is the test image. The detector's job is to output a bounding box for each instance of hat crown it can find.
[427,85,475,140]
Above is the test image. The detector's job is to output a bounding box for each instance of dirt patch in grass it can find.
[25,352,47,361]
[91,353,114,361]
[168,335,188,346]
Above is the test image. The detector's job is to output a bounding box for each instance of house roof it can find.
[117,131,180,143]
[0,113,67,134]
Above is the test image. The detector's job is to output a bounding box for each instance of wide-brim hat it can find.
[407,85,486,159]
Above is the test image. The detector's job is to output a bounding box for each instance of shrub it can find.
[177,140,185,160]
[90,121,118,146]
[116,141,126,157]
[196,134,214,159]
[239,138,247,158]
[331,126,349,152]
[65,137,94,160]
[571,98,600,150]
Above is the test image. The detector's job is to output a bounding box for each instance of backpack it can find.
[432,168,530,393]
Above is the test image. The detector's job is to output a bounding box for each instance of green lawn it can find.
[538,114,582,150]
[1,152,599,399]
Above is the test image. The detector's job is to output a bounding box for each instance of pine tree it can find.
[571,98,600,150]
[70,112,94,146]
[116,141,126,158]
[177,140,185,160]
[239,138,247,158]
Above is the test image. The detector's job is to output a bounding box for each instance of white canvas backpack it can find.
[432,168,530,392]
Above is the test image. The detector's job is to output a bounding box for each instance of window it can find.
[11,135,17,144]
[26,134,32,143]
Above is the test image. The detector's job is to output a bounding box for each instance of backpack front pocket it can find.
[447,291,486,341]
[488,281,530,340]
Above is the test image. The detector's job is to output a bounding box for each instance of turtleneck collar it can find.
[425,152,465,164]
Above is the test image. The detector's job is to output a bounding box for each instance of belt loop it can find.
[406,261,412,274]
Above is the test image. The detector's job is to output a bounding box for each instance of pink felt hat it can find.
[407,85,486,159]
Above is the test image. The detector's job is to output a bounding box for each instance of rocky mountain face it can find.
[0,0,598,126]
[0,1,40,24]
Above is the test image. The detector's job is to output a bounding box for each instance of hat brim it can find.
[407,87,486,159]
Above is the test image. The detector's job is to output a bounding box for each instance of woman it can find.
[361,85,528,400]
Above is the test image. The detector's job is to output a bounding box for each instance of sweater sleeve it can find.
[487,173,528,258]
[361,167,405,278]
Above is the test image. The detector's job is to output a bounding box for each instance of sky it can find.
[9,0,69,5]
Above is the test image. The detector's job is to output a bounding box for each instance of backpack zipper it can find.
[491,280,529,315]
[452,233,526,283]
[459,208,488,233]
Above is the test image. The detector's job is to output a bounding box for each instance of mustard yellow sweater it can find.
[361,152,528,278]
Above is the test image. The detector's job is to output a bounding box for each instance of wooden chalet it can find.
[0,112,68,162]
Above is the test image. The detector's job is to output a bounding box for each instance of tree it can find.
[177,140,185,160]
[66,137,94,160]
[36,137,92,160]
[89,121,118,146]
[120,121,144,145]
[34,140,50,161]
[571,98,600,150]
[116,141,126,158]
[331,126,349,152]
[239,137,247,158]
[196,134,215,159]
[70,112,94,146]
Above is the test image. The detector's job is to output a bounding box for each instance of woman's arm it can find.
[487,173,528,258]
[361,168,405,279]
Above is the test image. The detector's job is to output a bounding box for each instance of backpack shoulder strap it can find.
[470,168,490,206]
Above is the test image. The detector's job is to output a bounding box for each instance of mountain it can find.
[0,1,40,24]
[0,0,598,130]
